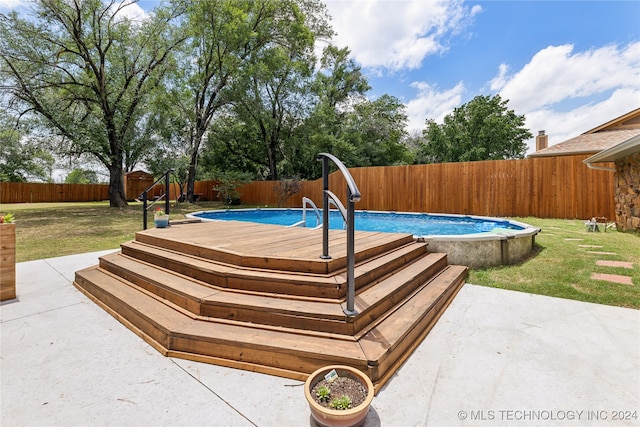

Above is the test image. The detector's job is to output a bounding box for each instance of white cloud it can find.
[405,81,465,132]
[110,1,150,23]
[492,42,640,113]
[491,42,640,153]
[323,0,480,72]
[405,41,639,153]
[0,0,149,22]
[0,0,24,8]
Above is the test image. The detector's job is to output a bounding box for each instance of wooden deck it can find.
[74,220,467,390]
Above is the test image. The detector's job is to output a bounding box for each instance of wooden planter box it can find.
[1,223,16,301]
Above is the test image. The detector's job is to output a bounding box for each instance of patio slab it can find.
[2,251,639,427]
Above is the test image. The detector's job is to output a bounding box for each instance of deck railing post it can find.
[140,169,174,231]
[321,156,331,259]
[165,172,171,216]
[345,190,357,316]
[142,191,148,230]
[317,153,361,317]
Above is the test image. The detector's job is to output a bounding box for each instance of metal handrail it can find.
[317,153,361,316]
[140,169,174,230]
[301,196,322,228]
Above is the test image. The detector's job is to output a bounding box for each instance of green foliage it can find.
[1,212,15,223]
[212,170,252,205]
[0,0,184,205]
[0,124,54,182]
[316,385,331,402]
[420,94,532,163]
[329,395,352,410]
[64,169,98,184]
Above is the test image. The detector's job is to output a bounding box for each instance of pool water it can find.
[190,209,524,236]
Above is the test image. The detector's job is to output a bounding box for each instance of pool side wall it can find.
[422,229,539,269]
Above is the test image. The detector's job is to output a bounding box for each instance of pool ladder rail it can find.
[289,196,348,230]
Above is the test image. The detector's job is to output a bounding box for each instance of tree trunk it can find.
[186,149,198,203]
[108,164,128,207]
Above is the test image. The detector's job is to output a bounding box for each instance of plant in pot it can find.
[153,208,170,228]
[304,365,374,427]
[1,212,17,301]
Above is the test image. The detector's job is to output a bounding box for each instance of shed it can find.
[124,171,154,202]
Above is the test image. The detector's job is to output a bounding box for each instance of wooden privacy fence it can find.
[0,182,109,203]
[239,154,615,220]
[1,154,615,220]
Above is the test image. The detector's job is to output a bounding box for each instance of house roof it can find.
[529,108,640,158]
[529,128,640,157]
[583,133,640,169]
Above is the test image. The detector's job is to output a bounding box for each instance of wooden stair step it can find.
[133,221,414,274]
[120,239,432,300]
[359,265,467,383]
[120,241,343,298]
[100,249,449,336]
[74,221,468,389]
[99,252,348,332]
[349,252,449,334]
[74,266,370,378]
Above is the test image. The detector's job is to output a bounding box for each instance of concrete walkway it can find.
[1,251,639,427]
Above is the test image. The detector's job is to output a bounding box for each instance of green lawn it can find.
[468,217,639,309]
[2,203,638,309]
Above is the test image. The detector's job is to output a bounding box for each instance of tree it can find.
[346,94,411,167]
[163,0,331,201]
[64,168,98,184]
[0,122,54,182]
[0,0,184,206]
[420,94,532,163]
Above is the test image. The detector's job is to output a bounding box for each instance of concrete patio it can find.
[1,250,638,426]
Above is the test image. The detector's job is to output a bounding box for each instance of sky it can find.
[2,0,639,155]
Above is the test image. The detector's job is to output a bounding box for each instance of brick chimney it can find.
[536,130,548,151]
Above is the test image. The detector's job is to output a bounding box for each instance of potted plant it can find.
[304,365,374,427]
[153,208,170,228]
[1,213,16,301]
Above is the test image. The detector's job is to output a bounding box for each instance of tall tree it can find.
[165,0,331,201]
[0,121,54,182]
[420,94,532,163]
[0,0,184,206]
[346,94,410,167]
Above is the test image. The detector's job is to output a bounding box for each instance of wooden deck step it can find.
[74,262,467,387]
[119,239,430,299]
[73,221,468,390]
[360,265,467,386]
[74,267,369,379]
[133,221,415,274]
[98,248,448,335]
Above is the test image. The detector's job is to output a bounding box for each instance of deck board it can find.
[135,221,413,274]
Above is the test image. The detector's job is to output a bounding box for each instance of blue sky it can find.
[323,0,640,152]
[2,0,639,155]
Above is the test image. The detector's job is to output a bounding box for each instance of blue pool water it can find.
[189,209,525,236]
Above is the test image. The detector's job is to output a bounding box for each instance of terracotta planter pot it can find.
[304,365,374,427]
[0,223,16,301]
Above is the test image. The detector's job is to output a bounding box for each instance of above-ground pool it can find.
[187,208,541,268]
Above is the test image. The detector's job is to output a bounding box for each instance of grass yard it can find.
[4,201,227,262]
[468,217,639,309]
[2,203,639,309]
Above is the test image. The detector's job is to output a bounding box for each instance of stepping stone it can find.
[564,238,584,241]
[596,260,634,269]
[591,273,633,285]
[587,251,617,255]
[579,245,603,248]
